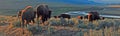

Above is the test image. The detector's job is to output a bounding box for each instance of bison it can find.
[18,6,36,27]
[54,16,59,19]
[84,11,101,21]
[53,14,71,19]
[36,4,52,23]
[59,14,71,19]
[77,16,83,19]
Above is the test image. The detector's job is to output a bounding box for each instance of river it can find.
[64,11,120,19]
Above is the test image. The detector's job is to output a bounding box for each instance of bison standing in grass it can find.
[84,11,101,21]
[18,6,36,28]
[59,14,71,19]
[77,16,83,19]
[36,4,52,24]
[53,14,71,19]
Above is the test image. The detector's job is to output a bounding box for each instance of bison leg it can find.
[29,17,35,24]
[21,19,25,34]
[45,16,48,21]
[31,19,35,24]
[21,18,26,28]
[37,13,41,19]
[42,16,46,23]
[41,16,46,25]
[26,19,31,28]
[43,15,48,23]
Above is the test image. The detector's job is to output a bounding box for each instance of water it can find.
[100,15,120,18]
[64,11,120,19]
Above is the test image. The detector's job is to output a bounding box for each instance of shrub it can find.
[48,27,55,34]
[59,17,67,26]
[87,22,96,29]
[49,20,58,26]
[0,17,6,21]
[13,20,21,27]
[27,25,43,34]
[49,18,61,26]
[77,23,87,29]
[67,19,75,26]
[96,20,114,30]
[95,27,101,30]
[78,19,84,24]
[112,20,120,31]
[75,29,84,36]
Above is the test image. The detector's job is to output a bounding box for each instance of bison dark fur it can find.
[84,11,101,21]
[18,6,36,27]
[36,4,52,23]
[59,14,71,19]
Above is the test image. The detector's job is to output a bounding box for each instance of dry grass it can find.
[0,16,120,36]
[0,16,32,36]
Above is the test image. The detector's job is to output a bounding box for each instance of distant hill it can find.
[0,0,101,9]
[36,0,100,5]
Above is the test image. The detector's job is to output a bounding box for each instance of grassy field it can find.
[0,5,120,36]
[0,16,120,36]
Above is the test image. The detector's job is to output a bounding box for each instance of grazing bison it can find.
[18,6,36,27]
[77,16,83,19]
[84,11,100,21]
[36,4,52,23]
[53,16,61,19]
[53,16,57,18]
[101,17,105,20]
[54,16,59,18]
[59,14,71,19]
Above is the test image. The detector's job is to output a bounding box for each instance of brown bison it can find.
[53,14,71,19]
[54,16,59,18]
[36,4,52,23]
[77,16,83,19]
[59,14,71,19]
[18,6,36,27]
[84,11,101,21]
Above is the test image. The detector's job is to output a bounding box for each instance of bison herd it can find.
[54,11,104,21]
[18,4,51,28]
[18,4,104,28]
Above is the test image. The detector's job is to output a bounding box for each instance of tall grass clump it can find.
[67,19,75,26]
[49,17,75,26]
[0,17,6,22]
[96,19,114,30]
[27,25,43,34]
[47,26,55,34]
[77,23,87,29]
[49,18,61,26]
[87,22,96,29]
[59,17,68,26]
[75,29,84,36]
[13,20,21,27]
